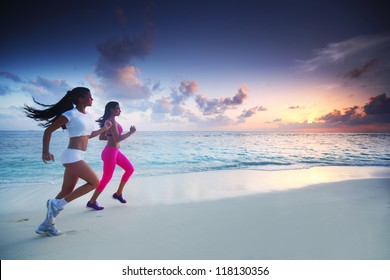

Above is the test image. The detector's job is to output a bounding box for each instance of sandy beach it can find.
[0,166,389,260]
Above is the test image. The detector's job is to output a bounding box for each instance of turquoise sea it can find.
[0,131,389,188]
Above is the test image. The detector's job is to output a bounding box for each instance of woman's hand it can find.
[104,120,112,130]
[130,125,136,134]
[90,120,113,139]
[42,151,54,163]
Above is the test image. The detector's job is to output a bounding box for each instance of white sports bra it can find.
[62,108,94,137]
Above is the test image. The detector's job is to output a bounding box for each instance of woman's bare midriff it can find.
[106,136,120,148]
[67,136,90,151]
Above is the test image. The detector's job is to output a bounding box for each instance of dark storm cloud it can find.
[317,106,361,125]
[316,93,390,125]
[363,93,390,115]
[94,16,157,100]
[95,33,154,79]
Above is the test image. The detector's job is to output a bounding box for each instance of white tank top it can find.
[62,108,94,137]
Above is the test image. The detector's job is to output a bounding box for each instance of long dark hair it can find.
[97,101,119,128]
[23,87,90,129]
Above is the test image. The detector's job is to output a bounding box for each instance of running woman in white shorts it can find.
[24,87,111,236]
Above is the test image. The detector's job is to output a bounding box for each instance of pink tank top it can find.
[117,122,123,135]
[106,121,123,137]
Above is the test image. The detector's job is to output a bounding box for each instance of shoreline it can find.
[0,166,389,260]
[1,166,388,210]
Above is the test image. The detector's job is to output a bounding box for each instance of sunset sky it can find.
[1,0,389,132]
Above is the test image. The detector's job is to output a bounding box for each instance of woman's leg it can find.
[62,160,100,203]
[89,147,118,203]
[115,151,134,196]
[45,160,100,224]
[88,189,102,205]
[55,168,79,199]
[38,168,79,230]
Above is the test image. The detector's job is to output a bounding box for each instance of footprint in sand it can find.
[15,218,29,223]
[65,230,78,235]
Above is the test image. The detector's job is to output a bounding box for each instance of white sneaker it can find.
[46,199,62,224]
[35,223,63,237]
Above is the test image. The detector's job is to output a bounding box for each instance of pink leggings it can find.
[96,146,134,192]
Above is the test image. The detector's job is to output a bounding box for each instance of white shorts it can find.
[61,148,85,164]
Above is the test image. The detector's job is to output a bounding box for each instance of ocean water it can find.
[0,131,389,188]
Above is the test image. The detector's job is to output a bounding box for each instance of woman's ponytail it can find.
[23,87,90,129]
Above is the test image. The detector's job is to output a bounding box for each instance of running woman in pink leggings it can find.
[86,101,136,210]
